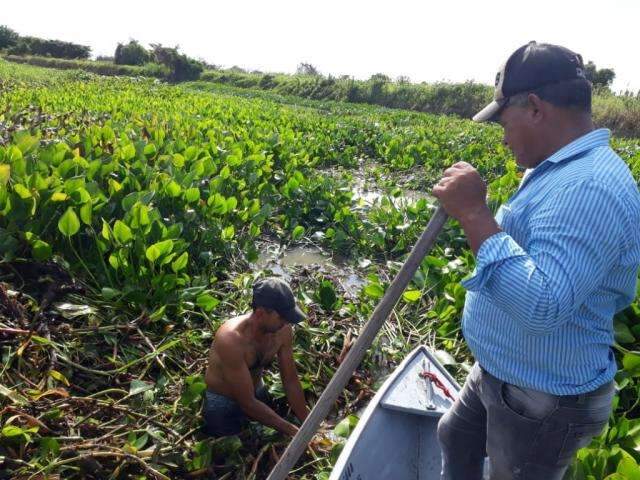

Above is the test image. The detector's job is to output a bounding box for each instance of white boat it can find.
[330,345,488,480]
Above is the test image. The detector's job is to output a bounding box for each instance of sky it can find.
[3,1,640,92]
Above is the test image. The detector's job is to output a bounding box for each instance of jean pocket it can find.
[557,422,607,464]
[500,382,558,422]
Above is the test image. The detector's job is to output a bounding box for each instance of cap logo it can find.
[493,61,507,100]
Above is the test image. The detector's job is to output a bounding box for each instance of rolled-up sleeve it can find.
[461,179,625,336]
[462,231,527,291]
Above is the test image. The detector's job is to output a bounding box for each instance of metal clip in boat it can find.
[422,359,436,410]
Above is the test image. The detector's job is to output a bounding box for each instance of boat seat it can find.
[379,356,455,417]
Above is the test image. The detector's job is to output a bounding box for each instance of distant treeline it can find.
[2,24,639,138]
[0,26,90,59]
[201,70,492,118]
[2,55,168,78]
[0,27,203,82]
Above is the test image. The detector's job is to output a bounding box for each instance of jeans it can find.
[202,384,269,437]
[437,363,614,480]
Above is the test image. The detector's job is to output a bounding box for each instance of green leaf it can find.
[58,207,80,237]
[165,180,182,197]
[121,143,136,161]
[129,380,154,397]
[171,251,189,273]
[80,201,92,225]
[292,225,305,241]
[101,219,111,240]
[184,187,200,203]
[614,320,636,344]
[39,437,60,457]
[334,415,358,438]
[70,187,91,204]
[172,153,185,168]
[14,183,32,199]
[617,457,640,480]
[434,349,457,366]
[31,239,52,261]
[0,164,10,185]
[622,352,640,377]
[143,143,157,157]
[226,196,238,211]
[221,225,235,241]
[15,132,39,154]
[113,220,133,243]
[403,290,421,302]
[364,283,384,299]
[130,203,150,228]
[49,370,70,386]
[207,193,228,215]
[1,425,35,442]
[132,432,149,450]
[180,374,207,406]
[196,293,220,312]
[51,191,69,202]
[101,287,121,300]
[146,239,174,263]
[317,280,337,311]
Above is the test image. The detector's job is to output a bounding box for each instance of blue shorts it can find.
[202,384,269,437]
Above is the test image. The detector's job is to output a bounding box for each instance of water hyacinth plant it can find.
[0,59,639,479]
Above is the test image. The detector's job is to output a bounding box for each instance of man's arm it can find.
[432,161,501,254]
[278,326,310,423]
[434,162,626,335]
[216,333,298,436]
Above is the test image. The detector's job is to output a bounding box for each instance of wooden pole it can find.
[267,205,449,480]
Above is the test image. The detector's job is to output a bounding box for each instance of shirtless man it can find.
[203,277,310,437]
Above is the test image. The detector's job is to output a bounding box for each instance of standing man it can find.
[203,277,310,437]
[433,41,640,479]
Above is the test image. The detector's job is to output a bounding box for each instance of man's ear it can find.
[527,93,545,124]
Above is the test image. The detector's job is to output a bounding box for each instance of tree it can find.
[584,61,615,89]
[6,36,90,59]
[150,44,203,82]
[396,75,411,85]
[296,62,320,76]
[369,73,391,83]
[0,25,19,49]
[114,40,151,66]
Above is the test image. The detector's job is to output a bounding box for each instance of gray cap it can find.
[252,277,306,324]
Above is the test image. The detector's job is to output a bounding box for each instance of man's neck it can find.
[244,312,273,340]
[532,117,594,168]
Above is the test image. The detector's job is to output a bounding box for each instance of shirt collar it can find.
[542,128,611,165]
[516,129,610,193]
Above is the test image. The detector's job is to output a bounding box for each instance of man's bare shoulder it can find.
[213,315,249,356]
[278,324,294,346]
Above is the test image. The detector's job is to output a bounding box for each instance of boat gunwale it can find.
[329,345,462,479]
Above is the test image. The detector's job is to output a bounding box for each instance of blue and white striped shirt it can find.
[462,129,640,395]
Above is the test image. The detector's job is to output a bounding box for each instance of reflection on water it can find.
[253,244,366,297]
[352,179,434,208]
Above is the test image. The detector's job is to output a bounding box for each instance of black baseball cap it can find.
[474,41,588,123]
[252,277,306,324]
